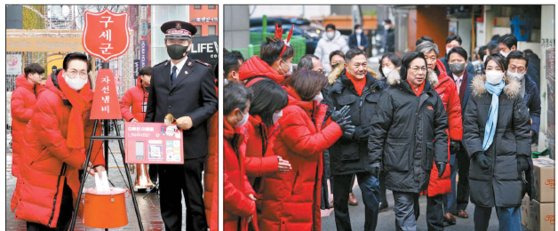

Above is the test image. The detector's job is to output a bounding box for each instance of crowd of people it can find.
[224,22,540,231]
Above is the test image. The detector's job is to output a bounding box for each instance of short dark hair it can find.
[298,54,319,70]
[285,69,327,101]
[345,48,366,62]
[354,24,361,30]
[445,34,462,45]
[416,36,434,46]
[400,51,427,81]
[248,78,288,126]
[139,66,152,76]
[325,24,336,31]
[230,50,245,62]
[478,45,488,61]
[63,52,91,72]
[484,53,507,72]
[384,19,392,24]
[447,46,468,61]
[329,50,345,63]
[260,36,294,66]
[24,63,45,77]
[379,53,402,77]
[506,50,529,68]
[224,51,241,77]
[499,34,518,49]
[224,82,252,115]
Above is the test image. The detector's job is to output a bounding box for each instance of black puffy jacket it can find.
[327,71,386,175]
[368,71,448,193]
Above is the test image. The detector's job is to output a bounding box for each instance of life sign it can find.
[189,35,218,66]
[82,9,130,62]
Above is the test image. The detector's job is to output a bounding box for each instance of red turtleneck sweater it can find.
[346,69,366,96]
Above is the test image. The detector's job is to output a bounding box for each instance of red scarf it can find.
[407,79,425,97]
[58,71,93,149]
[346,69,366,96]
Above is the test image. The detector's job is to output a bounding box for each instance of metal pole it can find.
[68,119,99,230]
[112,120,145,231]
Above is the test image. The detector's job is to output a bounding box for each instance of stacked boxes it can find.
[523,157,555,231]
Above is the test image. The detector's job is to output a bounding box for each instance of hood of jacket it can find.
[386,67,439,87]
[239,56,285,84]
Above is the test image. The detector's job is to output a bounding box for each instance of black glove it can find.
[436,162,446,178]
[342,124,356,139]
[450,140,461,153]
[331,105,351,123]
[517,155,530,175]
[354,126,372,141]
[525,158,536,198]
[475,152,491,170]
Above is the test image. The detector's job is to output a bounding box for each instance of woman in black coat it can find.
[463,54,531,231]
[369,51,448,230]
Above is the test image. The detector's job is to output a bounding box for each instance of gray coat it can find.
[463,75,531,207]
[368,71,448,193]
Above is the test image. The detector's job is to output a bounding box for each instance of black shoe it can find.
[379,202,389,211]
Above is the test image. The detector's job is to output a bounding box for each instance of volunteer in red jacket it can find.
[12,52,105,230]
[239,25,294,85]
[259,69,351,230]
[416,41,463,229]
[10,63,45,178]
[120,66,156,191]
[223,82,259,231]
[244,78,292,191]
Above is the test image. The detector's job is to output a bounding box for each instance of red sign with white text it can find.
[82,9,130,62]
[124,122,184,164]
[90,69,122,119]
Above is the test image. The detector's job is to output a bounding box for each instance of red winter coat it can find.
[224,120,259,231]
[244,115,280,189]
[239,56,285,84]
[259,86,342,231]
[10,74,38,177]
[120,77,148,122]
[12,78,104,227]
[426,60,463,197]
[205,83,219,231]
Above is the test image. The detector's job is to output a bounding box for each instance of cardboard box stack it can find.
[523,157,555,231]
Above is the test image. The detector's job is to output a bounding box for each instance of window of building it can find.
[194,5,201,9]
[195,25,202,36]
[208,5,216,9]
[208,25,216,35]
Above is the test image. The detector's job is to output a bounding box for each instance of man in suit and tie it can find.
[145,20,218,231]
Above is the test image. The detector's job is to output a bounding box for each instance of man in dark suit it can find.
[348,24,369,51]
[145,20,218,231]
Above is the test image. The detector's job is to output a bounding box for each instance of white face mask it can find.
[507,71,525,80]
[500,50,510,58]
[236,111,249,128]
[382,67,393,77]
[486,71,504,84]
[313,92,324,104]
[326,32,335,39]
[65,75,88,91]
[446,47,452,54]
[355,29,363,34]
[482,55,488,63]
[272,110,283,124]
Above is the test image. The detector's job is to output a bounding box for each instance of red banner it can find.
[82,9,130,62]
[90,69,122,119]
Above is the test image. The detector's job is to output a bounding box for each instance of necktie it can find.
[456,77,462,94]
[171,66,177,86]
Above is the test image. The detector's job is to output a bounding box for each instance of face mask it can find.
[235,111,249,128]
[356,29,363,34]
[384,25,390,30]
[166,44,188,60]
[272,110,283,124]
[449,63,465,74]
[65,75,88,91]
[482,55,488,63]
[382,67,393,77]
[507,71,525,80]
[486,71,504,84]
[500,50,510,58]
[326,32,335,39]
[313,92,324,104]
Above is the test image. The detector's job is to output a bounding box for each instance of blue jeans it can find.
[333,172,380,231]
[474,206,522,231]
[445,153,457,213]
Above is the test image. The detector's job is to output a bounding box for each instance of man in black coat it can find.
[327,49,385,231]
[145,20,218,231]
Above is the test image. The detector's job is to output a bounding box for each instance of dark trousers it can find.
[393,191,419,231]
[27,183,73,231]
[456,149,470,211]
[333,172,380,231]
[379,171,388,205]
[426,195,445,231]
[474,206,522,231]
[149,164,158,183]
[158,158,208,231]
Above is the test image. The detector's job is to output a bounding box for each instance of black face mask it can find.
[166,44,188,60]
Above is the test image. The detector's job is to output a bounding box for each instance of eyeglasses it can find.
[65,69,89,79]
[410,66,427,73]
[508,65,526,73]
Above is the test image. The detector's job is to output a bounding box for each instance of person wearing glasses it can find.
[12,52,105,230]
[369,51,448,230]
[327,48,386,231]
